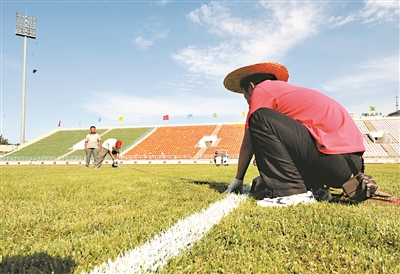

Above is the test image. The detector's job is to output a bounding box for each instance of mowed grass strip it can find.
[1,164,240,273]
[162,164,400,273]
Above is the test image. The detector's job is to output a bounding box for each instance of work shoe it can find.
[342,173,378,202]
[249,176,271,199]
[312,187,333,202]
[257,191,315,207]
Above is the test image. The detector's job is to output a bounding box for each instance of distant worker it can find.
[84,126,101,168]
[215,154,222,166]
[213,151,218,164]
[94,138,122,168]
[223,154,229,166]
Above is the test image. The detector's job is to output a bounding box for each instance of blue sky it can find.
[1,0,399,144]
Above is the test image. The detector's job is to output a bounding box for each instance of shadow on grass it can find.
[190,180,228,194]
[0,252,75,274]
[326,193,362,205]
[193,181,364,205]
[190,181,364,205]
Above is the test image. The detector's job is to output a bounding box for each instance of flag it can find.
[119,116,124,122]
[57,120,61,127]
[98,118,101,122]
[369,106,376,111]
[213,112,218,118]
[187,113,193,119]
[241,111,246,116]
[163,115,169,120]
[140,116,146,121]
[78,120,81,126]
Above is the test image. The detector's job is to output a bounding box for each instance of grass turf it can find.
[0,164,399,273]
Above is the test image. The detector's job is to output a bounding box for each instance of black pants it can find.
[249,108,362,197]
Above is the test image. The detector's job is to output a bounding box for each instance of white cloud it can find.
[0,54,21,68]
[327,14,358,27]
[158,73,210,95]
[159,0,168,6]
[133,36,154,49]
[173,1,327,78]
[133,23,169,50]
[359,0,399,23]
[187,2,253,37]
[321,55,399,94]
[82,92,245,121]
[327,0,399,27]
[173,0,399,86]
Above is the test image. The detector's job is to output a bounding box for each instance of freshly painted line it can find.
[87,194,246,274]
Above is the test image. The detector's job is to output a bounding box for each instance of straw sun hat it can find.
[223,62,289,93]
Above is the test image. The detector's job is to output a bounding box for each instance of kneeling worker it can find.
[223,62,377,206]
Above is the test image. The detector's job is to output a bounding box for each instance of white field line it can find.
[87,193,247,274]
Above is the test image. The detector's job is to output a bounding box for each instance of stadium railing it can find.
[0,156,58,161]
[121,154,193,160]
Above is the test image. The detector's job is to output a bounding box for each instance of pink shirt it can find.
[246,80,365,154]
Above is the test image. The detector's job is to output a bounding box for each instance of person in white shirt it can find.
[84,126,101,167]
[93,138,122,168]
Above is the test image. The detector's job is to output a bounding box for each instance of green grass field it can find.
[1,164,399,273]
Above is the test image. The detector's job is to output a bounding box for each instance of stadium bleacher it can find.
[123,125,217,159]
[201,124,244,159]
[1,127,153,161]
[389,143,400,155]
[354,120,370,134]
[369,119,400,142]
[1,118,399,161]
[66,127,154,159]
[363,143,389,158]
[5,129,107,159]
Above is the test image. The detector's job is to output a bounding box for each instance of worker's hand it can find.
[223,178,244,194]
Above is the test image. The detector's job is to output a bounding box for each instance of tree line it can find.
[0,135,10,145]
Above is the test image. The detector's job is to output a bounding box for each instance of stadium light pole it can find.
[15,12,36,145]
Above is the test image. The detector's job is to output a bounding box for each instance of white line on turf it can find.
[87,194,246,274]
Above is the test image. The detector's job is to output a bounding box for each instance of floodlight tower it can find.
[15,12,36,144]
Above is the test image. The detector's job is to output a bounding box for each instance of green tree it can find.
[0,134,10,145]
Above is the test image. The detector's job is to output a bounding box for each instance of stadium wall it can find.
[1,157,399,166]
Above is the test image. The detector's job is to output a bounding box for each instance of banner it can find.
[163,115,169,120]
